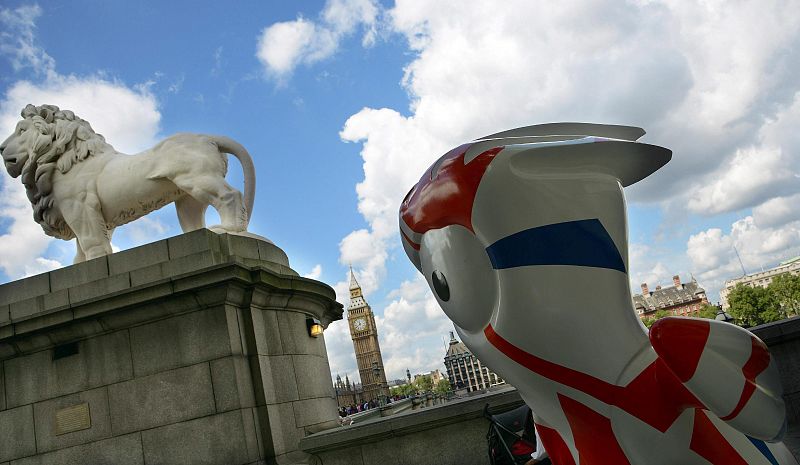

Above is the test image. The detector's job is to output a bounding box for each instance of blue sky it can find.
[2,0,800,383]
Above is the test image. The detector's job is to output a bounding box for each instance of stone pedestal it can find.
[0,229,343,465]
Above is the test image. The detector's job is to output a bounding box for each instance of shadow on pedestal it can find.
[0,229,343,465]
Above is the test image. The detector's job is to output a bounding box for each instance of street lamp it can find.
[306,317,323,337]
[371,362,385,407]
[715,303,734,324]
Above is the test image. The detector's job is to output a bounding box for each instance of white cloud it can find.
[256,0,380,78]
[687,216,800,301]
[257,18,321,76]
[378,276,452,379]
[660,1,799,129]
[303,264,323,280]
[687,228,734,275]
[687,90,800,216]
[337,1,687,303]
[686,145,793,215]
[0,4,55,77]
[753,194,800,229]
[0,175,60,277]
[338,228,388,297]
[0,5,161,280]
[23,257,61,277]
[333,0,800,300]
[321,0,800,382]
[628,243,674,292]
[323,0,379,46]
[323,316,359,382]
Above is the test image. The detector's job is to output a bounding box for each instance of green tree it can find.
[727,283,781,327]
[768,273,800,317]
[697,303,719,320]
[643,309,670,329]
[390,383,415,397]
[414,375,433,392]
[434,379,452,394]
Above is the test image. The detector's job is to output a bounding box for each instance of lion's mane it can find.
[16,104,114,239]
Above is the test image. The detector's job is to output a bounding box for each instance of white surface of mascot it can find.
[398,123,798,465]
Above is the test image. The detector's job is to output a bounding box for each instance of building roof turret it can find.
[349,265,361,291]
[445,331,470,358]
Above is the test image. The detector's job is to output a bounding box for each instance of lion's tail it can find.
[212,136,256,223]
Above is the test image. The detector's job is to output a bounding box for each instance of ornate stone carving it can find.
[0,104,256,262]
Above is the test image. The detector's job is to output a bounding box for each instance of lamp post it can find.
[371,362,385,407]
[715,302,734,324]
[306,317,323,337]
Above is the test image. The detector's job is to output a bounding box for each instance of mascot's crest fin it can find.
[478,122,646,142]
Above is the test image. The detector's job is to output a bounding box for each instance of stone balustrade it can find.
[300,387,523,465]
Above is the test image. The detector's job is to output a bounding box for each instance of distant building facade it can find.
[720,257,800,309]
[633,275,709,319]
[414,369,444,385]
[387,378,407,388]
[346,268,390,403]
[334,374,364,408]
[443,332,505,392]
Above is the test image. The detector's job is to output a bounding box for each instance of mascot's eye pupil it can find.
[432,270,450,302]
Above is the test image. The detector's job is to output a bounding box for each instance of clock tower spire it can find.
[347,267,389,403]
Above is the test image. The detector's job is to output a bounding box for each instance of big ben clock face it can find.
[354,317,367,331]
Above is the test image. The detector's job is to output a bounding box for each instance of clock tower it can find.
[347,267,389,403]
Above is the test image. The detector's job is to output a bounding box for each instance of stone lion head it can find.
[0,104,114,239]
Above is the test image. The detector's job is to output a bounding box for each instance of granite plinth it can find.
[751,317,800,458]
[0,229,343,465]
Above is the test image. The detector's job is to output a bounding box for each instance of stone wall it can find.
[751,316,800,426]
[0,230,342,465]
[751,316,800,458]
[300,387,523,465]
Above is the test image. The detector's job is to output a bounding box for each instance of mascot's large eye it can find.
[420,225,498,332]
[431,270,450,301]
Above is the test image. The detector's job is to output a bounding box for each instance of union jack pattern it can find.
[399,123,798,465]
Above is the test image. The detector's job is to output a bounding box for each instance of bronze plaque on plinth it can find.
[55,403,91,435]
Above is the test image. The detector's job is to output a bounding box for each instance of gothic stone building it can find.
[443,332,504,393]
[414,369,444,385]
[334,374,364,408]
[346,268,390,403]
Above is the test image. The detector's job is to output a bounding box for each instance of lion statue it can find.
[0,104,256,263]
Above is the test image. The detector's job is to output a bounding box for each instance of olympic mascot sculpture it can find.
[0,104,255,263]
[399,123,797,465]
